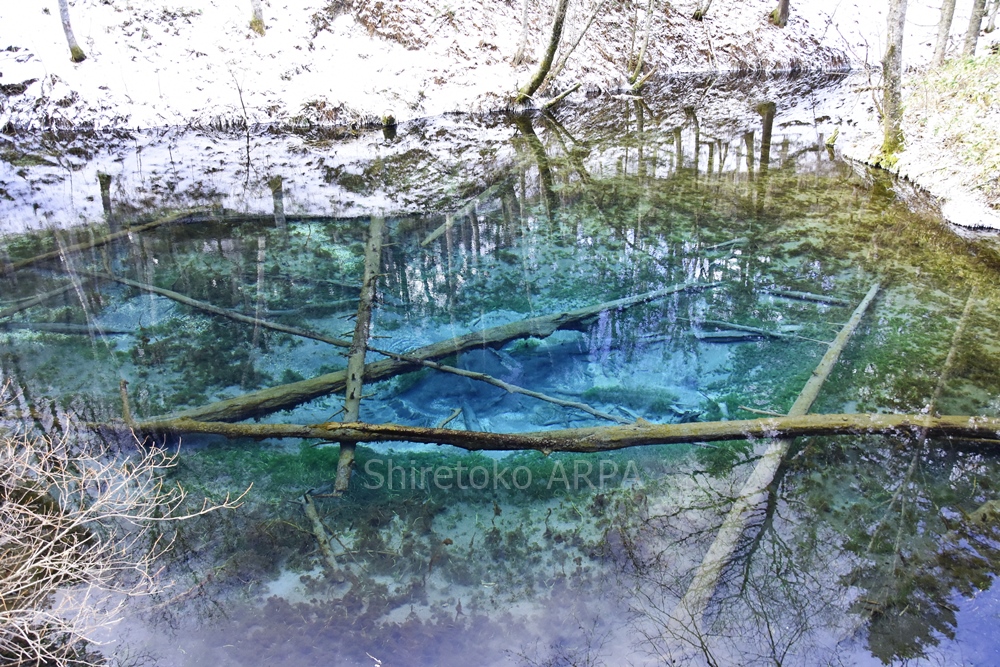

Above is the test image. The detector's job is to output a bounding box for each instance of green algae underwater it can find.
[3,74,1000,666]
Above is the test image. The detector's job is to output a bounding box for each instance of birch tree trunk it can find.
[880,0,908,161]
[963,0,988,55]
[513,0,532,66]
[933,0,958,65]
[58,0,86,63]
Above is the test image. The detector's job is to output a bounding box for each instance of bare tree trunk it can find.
[516,0,571,104]
[986,0,999,33]
[693,0,713,20]
[880,0,908,161]
[769,0,790,27]
[933,0,958,64]
[333,215,385,493]
[57,0,86,63]
[629,0,655,84]
[512,0,531,66]
[250,0,266,35]
[963,0,988,55]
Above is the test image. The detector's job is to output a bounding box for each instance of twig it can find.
[738,405,786,417]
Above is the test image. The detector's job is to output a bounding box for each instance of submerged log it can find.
[694,330,765,343]
[762,288,851,307]
[0,283,81,321]
[85,272,354,350]
[0,322,133,336]
[121,412,1000,451]
[672,281,880,632]
[156,281,718,423]
[1,208,209,275]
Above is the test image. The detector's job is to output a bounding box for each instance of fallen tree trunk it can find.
[1,208,209,275]
[118,412,1000,451]
[87,271,627,424]
[671,281,880,633]
[156,281,718,423]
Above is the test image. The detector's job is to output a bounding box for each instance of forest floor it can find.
[0,0,998,228]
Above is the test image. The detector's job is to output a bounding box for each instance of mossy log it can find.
[156,281,718,423]
[122,412,1000,451]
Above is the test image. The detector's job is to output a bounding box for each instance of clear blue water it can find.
[2,74,1000,666]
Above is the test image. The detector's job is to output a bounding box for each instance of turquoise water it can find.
[2,74,1000,666]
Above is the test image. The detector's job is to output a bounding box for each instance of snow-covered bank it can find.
[838,55,1000,231]
[1,0,998,231]
[0,0,989,131]
[0,72,864,234]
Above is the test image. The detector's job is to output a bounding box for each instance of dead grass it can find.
[907,54,1000,208]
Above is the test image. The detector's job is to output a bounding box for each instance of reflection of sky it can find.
[946,577,1000,665]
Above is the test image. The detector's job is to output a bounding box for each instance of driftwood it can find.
[671,281,881,634]
[334,216,385,493]
[157,282,718,423]
[118,412,1000,451]
[1,208,208,275]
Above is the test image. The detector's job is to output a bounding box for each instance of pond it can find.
[2,72,1000,666]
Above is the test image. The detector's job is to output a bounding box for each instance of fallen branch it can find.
[1,208,209,275]
[671,281,880,634]
[409,357,627,424]
[541,83,581,111]
[157,281,718,423]
[301,492,342,575]
[115,411,1000,452]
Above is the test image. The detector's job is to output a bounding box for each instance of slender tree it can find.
[250,0,266,35]
[933,0,958,65]
[963,0,988,55]
[512,0,531,66]
[986,0,999,33]
[769,0,790,28]
[57,0,86,63]
[880,0,908,162]
[516,0,570,104]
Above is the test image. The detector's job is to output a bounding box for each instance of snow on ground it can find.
[1,0,994,130]
[0,0,998,229]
